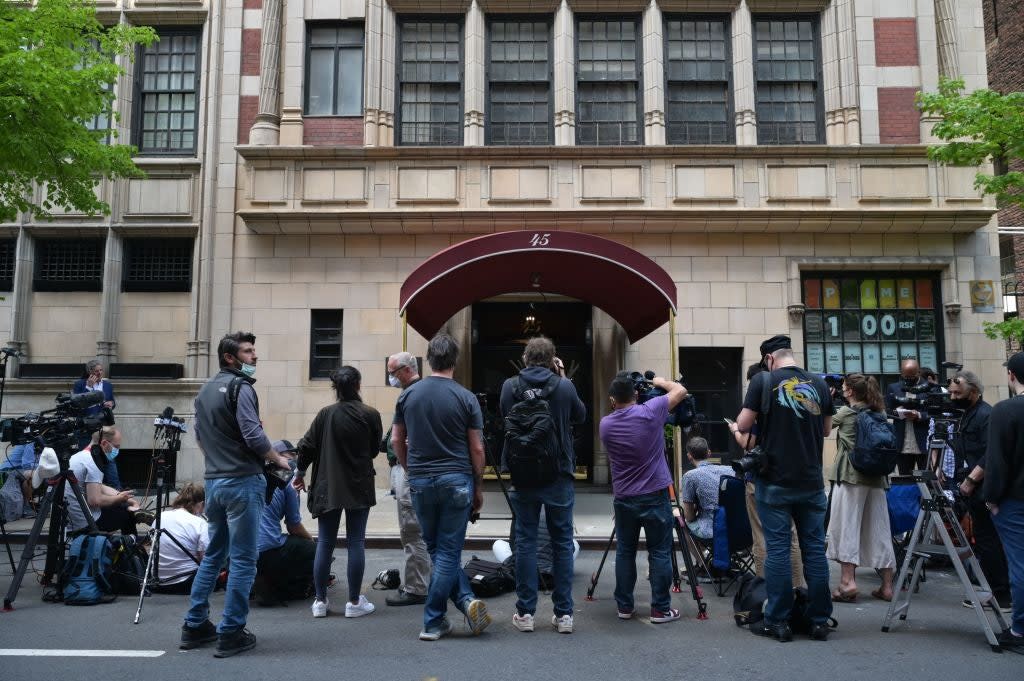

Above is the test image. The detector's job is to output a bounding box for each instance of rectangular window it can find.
[664,16,733,144]
[122,238,193,292]
[33,238,105,292]
[802,274,942,388]
[134,30,202,154]
[0,239,16,291]
[576,18,642,145]
[487,18,552,145]
[397,18,462,146]
[305,23,364,116]
[310,309,343,379]
[753,16,822,144]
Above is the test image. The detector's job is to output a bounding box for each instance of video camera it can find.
[0,391,114,449]
[628,370,701,428]
[817,373,846,407]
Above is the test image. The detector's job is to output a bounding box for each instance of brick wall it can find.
[877,87,920,144]
[303,117,364,146]
[242,28,261,77]
[238,95,259,144]
[874,18,919,67]
[243,0,262,8]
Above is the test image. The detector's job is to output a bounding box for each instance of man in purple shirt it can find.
[599,371,688,623]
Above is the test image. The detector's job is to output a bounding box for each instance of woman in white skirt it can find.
[827,373,896,603]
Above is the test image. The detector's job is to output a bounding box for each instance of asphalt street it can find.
[0,547,1021,681]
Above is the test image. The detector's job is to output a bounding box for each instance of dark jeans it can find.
[409,472,476,630]
[509,476,575,617]
[967,494,1010,601]
[314,507,369,602]
[152,573,196,595]
[755,480,833,627]
[992,498,1024,634]
[613,489,675,613]
[256,535,317,603]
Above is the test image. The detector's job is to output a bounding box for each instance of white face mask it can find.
[388,374,401,389]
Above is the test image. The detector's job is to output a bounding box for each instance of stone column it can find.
[249,0,282,145]
[279,0,306,145]
[553,0,575,146]
[463,0,485,146]
[363,0,383,146]
[822,0,859,145]
[731,1,757,145]
[934,0,960,78]
[642,0,665,145]
[95,230,123,366]
[377,3,396,146]
[6,228,34,376]
[836,0,859,145]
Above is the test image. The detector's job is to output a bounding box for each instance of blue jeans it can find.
[992,498,1024,634]
[755,480,833,626]
[185,474,266,634]
[314,506,370,602]
[613,489,675,613]
[409,472,476,630]
[509,477,575,616]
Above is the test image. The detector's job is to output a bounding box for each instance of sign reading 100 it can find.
[823,312,904,338]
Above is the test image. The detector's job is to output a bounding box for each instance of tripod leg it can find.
[134,528,160,624]
[586,526,616,601]
[673,517,708,619]
[668,536,682,593]
[0,515,16,574]
[3,486,56,610]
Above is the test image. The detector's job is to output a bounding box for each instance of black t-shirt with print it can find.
[742,366,834,491]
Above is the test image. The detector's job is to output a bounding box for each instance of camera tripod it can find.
[134,413,194,623]
[585,484,708,620]
[881,441,1010,652]
[3,436,99,610]
[0,347,20,574]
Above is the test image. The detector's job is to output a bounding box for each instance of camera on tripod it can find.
[628,370,701,428]
[0,391,114,448]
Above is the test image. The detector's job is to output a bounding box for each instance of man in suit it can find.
[72,360,119,487]
[885,359,937,475]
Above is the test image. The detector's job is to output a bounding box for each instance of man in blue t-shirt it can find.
[392,333,491,642]
[599,371,688,623]
[253,441,315,606]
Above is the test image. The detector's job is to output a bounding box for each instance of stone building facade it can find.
[0,0,1007,487]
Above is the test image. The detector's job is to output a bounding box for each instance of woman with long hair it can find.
[827,373,897,602]
[294,366,383,618]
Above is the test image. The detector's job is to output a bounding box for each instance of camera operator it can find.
[179,331,291,658]
[983,352,1024,647]
[945,371,1011,612]
[734,335,834,642]
[64,426,137,535]
[885,360,940,475]
[600,371,688,624]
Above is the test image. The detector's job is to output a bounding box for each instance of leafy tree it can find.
[918,77,1024,207]
[0,0,156,221]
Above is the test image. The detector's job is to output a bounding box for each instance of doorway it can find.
[678,347,743,461]
[471,301,595,481]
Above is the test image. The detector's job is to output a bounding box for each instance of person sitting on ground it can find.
[255,440,316,606]
[1,443,37,520]
[154,482,209,594]
[492,507,581,583]
[63,427,138,535]
[681,436,735,541]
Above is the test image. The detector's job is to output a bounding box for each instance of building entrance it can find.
[471,301,595,481]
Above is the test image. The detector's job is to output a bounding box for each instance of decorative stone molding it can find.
[745,0,827,10]
[644,110,665,146]
[658,1,740,10]
[555,110,576,146]
[825,106,861,146]
[385,0,472,12]
[476,0,560,11]
[464,110,485,147]
[944,301,962,322]
[787,303,806,323]
[735,109,757,145]
[279,106,304,146]
[934,0,960,78]
[250,0,282,145]
[566,0,646,11]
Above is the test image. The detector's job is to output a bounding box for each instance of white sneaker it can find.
[512,613,535,632]
[311,598,328,618]
[552,614,574,634]
[345,594,376,618]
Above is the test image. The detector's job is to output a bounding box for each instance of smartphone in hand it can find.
[723,417,735,426]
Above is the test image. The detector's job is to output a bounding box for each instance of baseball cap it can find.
[1004,352,1024,382]
[31,448,60,488]
[271,439,298,471]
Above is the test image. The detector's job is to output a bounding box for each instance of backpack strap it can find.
[515,374,560,401]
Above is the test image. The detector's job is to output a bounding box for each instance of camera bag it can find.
[463,555,515,598]
[108,535,150,595]
[502,375,562,489]
[61,533,116,605]
[849,408,898,477]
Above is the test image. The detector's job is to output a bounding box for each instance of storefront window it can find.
[802,273,942,386]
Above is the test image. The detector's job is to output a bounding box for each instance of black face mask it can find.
[901,377,920,389]
[951,397,972,409]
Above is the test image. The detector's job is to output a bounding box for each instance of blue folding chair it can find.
[708,475,755,596]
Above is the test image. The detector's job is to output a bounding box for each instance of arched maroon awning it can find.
[399,231,677,343]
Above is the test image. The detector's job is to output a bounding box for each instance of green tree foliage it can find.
[983,317,1024,346]
[918,78,1024,207]
[0,0,156,221]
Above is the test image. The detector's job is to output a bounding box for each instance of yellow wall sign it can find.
[970,280,995,313]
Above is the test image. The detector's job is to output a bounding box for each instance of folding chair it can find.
[886,476,923,589]
[706,475,756,596]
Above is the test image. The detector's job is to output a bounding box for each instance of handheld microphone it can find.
[153,406,187,432]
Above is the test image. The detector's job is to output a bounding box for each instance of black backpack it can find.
[848,408,898,477]
[463,556,515,598]
[733,575,837,634]
[109,535,150,595]
[502,375,561,489]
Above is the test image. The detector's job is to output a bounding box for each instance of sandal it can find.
[831,588,859,603]
[870,588,893,602]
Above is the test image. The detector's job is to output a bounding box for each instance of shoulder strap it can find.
[227,375,247,413]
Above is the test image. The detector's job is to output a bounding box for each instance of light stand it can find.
[0,347,20,573]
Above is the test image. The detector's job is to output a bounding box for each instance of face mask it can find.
[240,363,256,378]
[388,374,401,388]
[951,397,972,409]
[901,377,919,389]
[105,446,119,462]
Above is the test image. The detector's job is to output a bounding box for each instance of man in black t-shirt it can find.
[734,335,834,642]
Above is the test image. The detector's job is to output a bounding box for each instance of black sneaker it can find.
[214,628,256,658]
[180,620,218,650]
[997,630,1024,648]
[385,589,427,606]
[751,622,793,642]
[810,623,831,641]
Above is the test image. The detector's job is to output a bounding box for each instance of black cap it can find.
[759,335,792,358]
[272,439,296,454]
[1004,352,1024,382]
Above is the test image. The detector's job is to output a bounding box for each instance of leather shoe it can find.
[386,589,427,606]
[751,622,793,642]
[810,623,831,641]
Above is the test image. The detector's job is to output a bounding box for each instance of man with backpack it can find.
[499,337,585,634]
[733,335,834,642]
